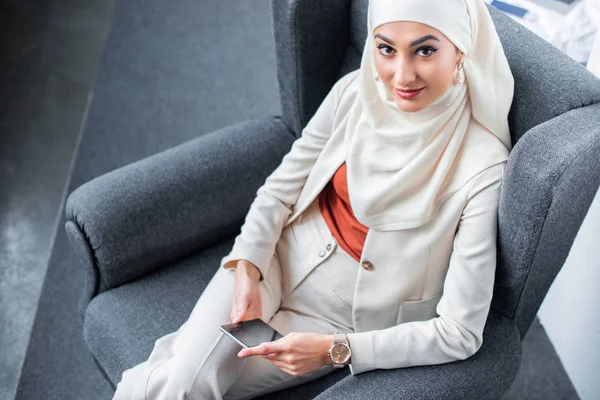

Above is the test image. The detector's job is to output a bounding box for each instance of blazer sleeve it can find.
[219,70,358,279]
[347,162,507,375]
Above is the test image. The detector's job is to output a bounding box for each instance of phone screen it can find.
[220,318,285,349]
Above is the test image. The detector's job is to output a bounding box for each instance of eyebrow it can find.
[374,33,440,47]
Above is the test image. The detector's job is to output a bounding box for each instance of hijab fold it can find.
[344,0,514,231]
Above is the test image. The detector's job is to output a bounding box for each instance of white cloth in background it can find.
[586,1,600,76]
[487,0,600,64]
[541,0,600,63]
[587,28,600,76]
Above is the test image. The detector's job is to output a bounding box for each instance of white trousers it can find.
[112,197,359,400]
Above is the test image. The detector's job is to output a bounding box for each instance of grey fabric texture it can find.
[314,311,521,400]
[65,220,98,318]
[83,240,230,384]
[65,0,600,398]
[496,103,600,337]
[65,117,294,316]
[271,0,352,136]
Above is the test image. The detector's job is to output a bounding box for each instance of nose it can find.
[392,56,417,87]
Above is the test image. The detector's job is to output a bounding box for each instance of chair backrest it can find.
[271,0,600,338]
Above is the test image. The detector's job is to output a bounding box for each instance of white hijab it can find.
[344,0,514,231]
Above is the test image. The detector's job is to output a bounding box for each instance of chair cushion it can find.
[83,240,231,384]
[83,238,349,398]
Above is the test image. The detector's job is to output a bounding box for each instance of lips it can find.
[395,87,425,99]
[396,87,423,92]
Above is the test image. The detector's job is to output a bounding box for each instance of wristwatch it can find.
[327,331,351,368]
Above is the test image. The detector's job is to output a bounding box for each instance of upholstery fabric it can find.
[66,117,295,316]
[495,102,600,336]
[271,0,352,136]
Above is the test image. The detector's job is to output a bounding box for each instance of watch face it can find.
[331,343,351,363]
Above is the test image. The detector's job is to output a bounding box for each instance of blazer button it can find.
[360,260,374,271]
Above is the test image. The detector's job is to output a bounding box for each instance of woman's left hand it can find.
[237,332,333,376]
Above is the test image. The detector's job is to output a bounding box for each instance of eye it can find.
[416,46,437,57]
[377,44,396,56]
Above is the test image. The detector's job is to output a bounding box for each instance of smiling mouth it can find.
[394,87,425,99]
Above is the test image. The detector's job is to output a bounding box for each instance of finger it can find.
[232,297,262,323]
[232,311,244,323]
[233,301,250,323]
[238,342,280,357]
[230,299,241,321]
[230,306,240,323]
[230,309,240,323]
[238,344,267,357]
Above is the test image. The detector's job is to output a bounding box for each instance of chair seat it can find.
[83,238,349,398]
[83,240,233,385]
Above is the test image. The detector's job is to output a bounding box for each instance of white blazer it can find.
[220,71,508,376]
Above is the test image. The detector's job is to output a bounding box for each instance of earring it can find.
[374,72,380,81]
[453,57,465,86]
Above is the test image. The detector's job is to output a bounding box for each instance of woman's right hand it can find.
[229,260,263,323]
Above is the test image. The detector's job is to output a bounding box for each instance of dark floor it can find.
[0,1,115,399]
[0,1,581,399]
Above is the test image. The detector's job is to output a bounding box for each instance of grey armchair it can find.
[65,0,600,398]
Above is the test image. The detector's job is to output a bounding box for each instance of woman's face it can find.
[373,21,463,113]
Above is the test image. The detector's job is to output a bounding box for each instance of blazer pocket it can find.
[397,292,443,325]
[331,290,353,308]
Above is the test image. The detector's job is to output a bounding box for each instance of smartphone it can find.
[220,318,285,349]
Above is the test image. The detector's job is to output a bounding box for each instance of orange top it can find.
[318,162,369,262]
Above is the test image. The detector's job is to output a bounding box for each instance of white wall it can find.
[588,27,600,77]
[537,185,600,400]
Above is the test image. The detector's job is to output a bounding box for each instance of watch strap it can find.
[330,331,351,368]
[334,332,346,344]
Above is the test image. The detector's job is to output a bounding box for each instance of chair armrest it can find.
[65,116,295,311]
[313,311,521,400]
[272,0,352,136]
[492,102,600,337]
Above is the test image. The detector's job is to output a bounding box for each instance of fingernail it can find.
[237,350,244,357]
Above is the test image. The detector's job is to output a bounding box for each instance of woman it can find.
[113,0,514,398]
